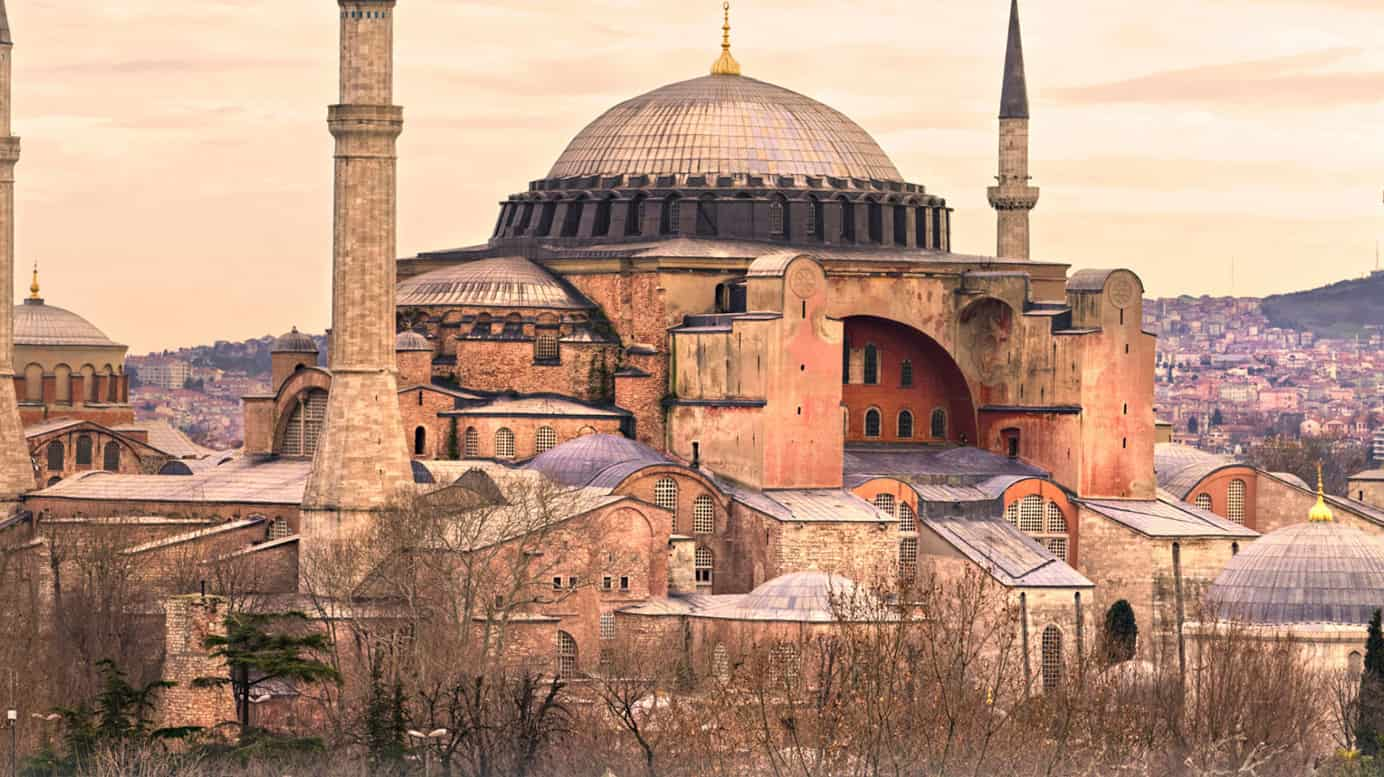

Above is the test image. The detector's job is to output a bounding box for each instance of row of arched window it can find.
[494,193,949,249]
[1005,495,1070,562]
[21,363,125,404]
[652,477,717,535]
[857,408,947,440]
[844,345,919,388]
[44,436,121,474]
[1192,479,1247,525]
[455,425,564,460]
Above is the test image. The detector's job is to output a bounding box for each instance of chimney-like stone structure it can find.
[301,1,412,546]
[0,2,35,501]
[987,0,1040,260]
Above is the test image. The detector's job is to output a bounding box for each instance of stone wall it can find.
[158,595,236,730]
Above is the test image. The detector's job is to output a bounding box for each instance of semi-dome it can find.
[271,327,318,354]
[397,256,594,310]
[1207,520,1384,626]
[527,433,671,489]
[16,297,121,347]
[395,331,431,352]
[548,75,903,183]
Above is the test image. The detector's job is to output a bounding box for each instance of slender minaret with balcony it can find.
[301,1,412,529]
[987,0,1040,260]
[0,3,36,501]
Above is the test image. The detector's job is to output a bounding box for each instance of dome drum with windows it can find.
[487,4,950,250]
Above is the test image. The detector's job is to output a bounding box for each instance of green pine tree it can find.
[1102,600,1138,665]
[193,612,340,743]
[447,417,460,460]
[1358,609,1384,754]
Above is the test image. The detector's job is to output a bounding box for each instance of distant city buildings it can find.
[133,358,191,389]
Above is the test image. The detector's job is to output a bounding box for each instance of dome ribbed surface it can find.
[15,300,120,347]
[397,257,594,310]
[548,75,903,182]
[526,433,669,489]
[1207,521,1384,626]
[395,331,432,352]
[702,572,871,622]
[271,328,317,354]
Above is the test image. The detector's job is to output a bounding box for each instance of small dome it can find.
[397,257,594,310]
[1207,521,1384,626]
[395,331,431,352]
[272,327,317,354]
[527,433,669,489]
[15,298,121,347]
[547,75,903,183]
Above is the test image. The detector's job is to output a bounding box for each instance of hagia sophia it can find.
[1,0,1384,728]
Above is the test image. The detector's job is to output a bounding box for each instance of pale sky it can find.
[9,0,1384,352]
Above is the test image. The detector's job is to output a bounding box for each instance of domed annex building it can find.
[0,0,1317,724]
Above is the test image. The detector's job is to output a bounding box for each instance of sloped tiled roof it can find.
[1081,494,1258,539]
[115,420,219,459]
[34,457,311,505]
[844,445,1046,487]
[926,517,1093,589]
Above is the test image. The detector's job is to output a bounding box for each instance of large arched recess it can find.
[842,316,977,445]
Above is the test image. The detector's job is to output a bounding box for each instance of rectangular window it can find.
[602,576,613,591]
[552,577,563,591]
[620,576,630,591]
[568,576,579,590]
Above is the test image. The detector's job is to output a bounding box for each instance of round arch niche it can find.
[841,316,977,445]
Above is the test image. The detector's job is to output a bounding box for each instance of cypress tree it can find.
[1358,608,1384,754]
[1103,600,1138,665]
[446,417,460,460]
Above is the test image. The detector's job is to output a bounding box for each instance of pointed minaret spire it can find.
[0,1,34,500]
[987,0,1040,259]
[0,1,10,47]
[999,0,1028,120]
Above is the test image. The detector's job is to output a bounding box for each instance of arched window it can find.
[280,389,328,457]
[693,495,715,534]
[75,435,93,468]
[54,364,71,403]
[768,196,786,237]
[560,196,584,237]
[535,426,557,454]
[46,440,63,472]
[873,493,896,516]
[269,518,291,540]
[654,477,679,520]
[626,195,646,236]
[695,546,713,586]
[1194,493,1212,511]
[413,427,427,456]
[930,408,947,439]
[502,313,523,338]
[899,537,918,581]
[23,364,42,402]
[898,411,914,439]
[534,332,560,363]
[807,195,822,240]
[661,195,681,235]
[1350,650,1365,677]
[1042,625,1063,690]
[898,502,916,532]
[696,194,718,236]
[867,199,883,243]
[82,365,96,403]
[472,313,493,337]
[900,360,913,387]
[103,441,120,472]
[1228,479,1246,524]
[599,612,616,641]
[463,427,479,458]
[893,204,908,245]
[863,344,879,385]
[536,200,557,236]
[495,428,515,459]
[593,196,613,236]
[916,206,928,248]
[556,631,578,678]
[838,197,855,241]
[1018,495,1043,532]
[864,409,882,438]
[712,643,730,682]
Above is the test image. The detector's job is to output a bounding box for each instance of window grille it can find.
[1004,500,1019,527]
[931,408,947,438]
[712,644,730,682]
[1194,493,1212,511]
[863,345,879,385]
[898,411,914,438]
[1045,537,1068,562]
[654,478,679,519]
[495,428,515,459]
[693,495,715,534]
[900,360,913,387]
[1228,479,1246,524]
[1046,502,1067,533]
[865,409,882,438]
[899,537,918,581]
[695,546,713,586]
[535,332,559,362]
[535,426,557,454]
[1019,495,1044,533]
[269,518,291,540]
[768,198,785,236]
[103,442,121,472]
[463,427,479,457]
[1042,626,1063,691]
[599,613,615,641]
[873,493,896,516]
[557,631,578,677]
[898,502,916,532]
[771,643,800,683]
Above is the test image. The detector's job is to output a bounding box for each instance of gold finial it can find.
[710,1,741,76]
[1309,461,1334,523]
[28,262,39,300]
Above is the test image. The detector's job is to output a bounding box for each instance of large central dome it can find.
[547,74,903,183]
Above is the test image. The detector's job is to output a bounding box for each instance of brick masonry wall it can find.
[454,340,615,402]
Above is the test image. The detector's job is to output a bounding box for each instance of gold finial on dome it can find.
[28,262,39,300]
[710,1,741,76]
[1309,462,1334,523]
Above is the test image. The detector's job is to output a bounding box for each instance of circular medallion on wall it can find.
[789,265,819,299]
[1108,274,1138,309]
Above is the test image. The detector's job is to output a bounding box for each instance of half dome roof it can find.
[16,299,121,348]
[1207,520,1384,626]
[397,256,594,310]
[547,74,903,183]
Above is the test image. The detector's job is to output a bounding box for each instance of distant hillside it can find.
[1260,272,1384,339]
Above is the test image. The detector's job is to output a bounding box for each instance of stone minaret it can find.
[987,0,1040,260]
[301,0,412,521]
[0,2,35,501]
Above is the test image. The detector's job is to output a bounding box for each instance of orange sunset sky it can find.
[9,0,1384,352]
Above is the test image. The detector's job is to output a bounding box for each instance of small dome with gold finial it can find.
[710,2,740,76]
